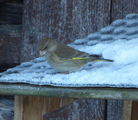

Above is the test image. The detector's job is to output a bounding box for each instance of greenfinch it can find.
[38,38,113,72]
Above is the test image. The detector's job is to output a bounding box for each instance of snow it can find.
[0,37,138,88]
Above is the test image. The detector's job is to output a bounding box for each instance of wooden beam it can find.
[0,83,138,100]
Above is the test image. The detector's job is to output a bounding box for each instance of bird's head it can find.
[38,38,53,56]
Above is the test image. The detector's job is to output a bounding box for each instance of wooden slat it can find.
[123,101,132,120]
[0,2,23,24]
[14,96,23,120]
[0,3,23,14]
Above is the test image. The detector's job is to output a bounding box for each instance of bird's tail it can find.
[94,59,114,62]
[90,54,114,62]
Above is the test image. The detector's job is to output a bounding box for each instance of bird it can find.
[38,38,113,73]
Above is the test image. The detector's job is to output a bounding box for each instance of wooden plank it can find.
[107,100,124,120]
[14,96,76,120]
[14,96,23,120]
[43,99,106,120]
[0,31,21,63]
[1,83,138,100]
[131,101,138,120]
[111,0,138,21]
[123,101,132,120]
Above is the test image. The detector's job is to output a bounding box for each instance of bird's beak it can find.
[39,50,46,56]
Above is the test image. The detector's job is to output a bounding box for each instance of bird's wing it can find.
[55,44,89,60]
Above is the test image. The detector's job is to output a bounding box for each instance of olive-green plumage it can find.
[38,38,113,72]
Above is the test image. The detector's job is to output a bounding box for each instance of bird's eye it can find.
[42,44,47,50]
[45,46,47,49]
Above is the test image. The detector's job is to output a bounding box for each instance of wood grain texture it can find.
[14,96,76,120]
[0,2,23,24]
[21,0,111,61]
[111,0,138,21]
[1,83,138,100]
[123,101,132,120]
[21,0,138,62]
[14,96,23,120]
[107,100,124,120]
[43,99,106,120]
[0,25,22,71]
